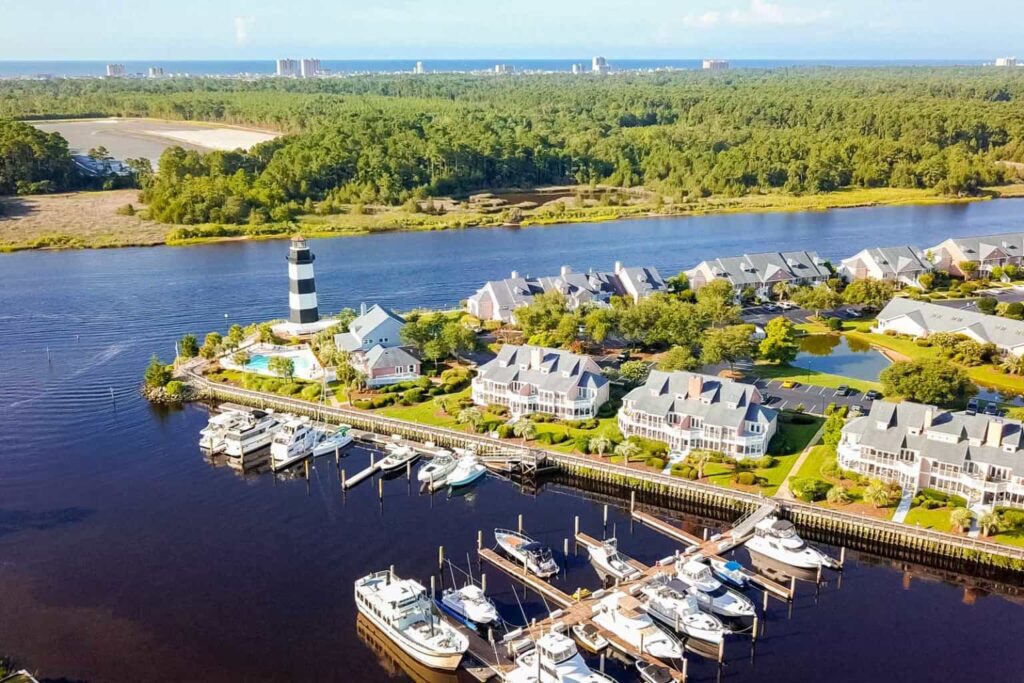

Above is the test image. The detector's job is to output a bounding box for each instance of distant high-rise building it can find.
[300,58,321,78]
[591,56,609,74]
[106,63,125,77]
[414,61,426,74]
[702,59,729,71]
[571,63,585,75]
[995,56,1018,67]
[148,66,164,78]
[276,58,299,77]
[494,63,512,75]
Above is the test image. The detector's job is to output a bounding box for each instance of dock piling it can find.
[481,573,486,592]
[341,468,347,487]
[406,461,411,480]
[840,546,846,567]
[630,490,636,514]
[378,477,383,501]
[438,545,445,571]
[603,504,608,528]
[430,575,436,599]
[335,446,340,465]
[762,590,769,612]
[517,513,523,534]
[563,538,568,557]
[477,530,483,551]
[599,654,605,673]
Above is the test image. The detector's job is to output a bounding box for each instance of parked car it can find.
[849,405,864,416]
[835,385,850,397]
[781,380,799,389]
[966,398,979,415]
[864,390,881,401]
[983,403,1001,416]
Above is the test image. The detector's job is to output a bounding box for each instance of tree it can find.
[826,486,852,504]
[950,507,974,532]
[257,323,275,343]
[144,354,172,388]
[989,266,1004,282]
[658,345,700,372]
[772,281,792,302]
[178,333,199,358]
[959,261,979,280]
[863,479,893,508]
[841,279,895,310]
[688,449,715,479]
[880,358,972,406]
[512,419,536,445]
[268,356,295,379]
[791,284,842,318]
[1004,264,1020,281]
[514,291,569,337]
[696,280,740,327]
[758,316,799,365]
[590,435,612,456]
[457,407,483,428]
[666,271,690,294]
[232,350,250,366]
[614,440,642,462]
[978,510,1001,537]
[701,324,756,371]
[917,272,935,291]
[821,410,846,449]
[583,307,617,344]
[225,324,245,351]
[440,321,476,360]
[1001,354,1024,376]
[977,296,998,315]
[619,360,651,386]
[199,331,223,359]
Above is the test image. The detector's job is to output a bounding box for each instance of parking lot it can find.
[748,376,876,415]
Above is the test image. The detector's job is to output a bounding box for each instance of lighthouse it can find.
[287,235,319,325]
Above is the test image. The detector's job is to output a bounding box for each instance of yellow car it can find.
[780,380,799,389]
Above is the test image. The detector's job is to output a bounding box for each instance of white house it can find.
[335,303,422,386]
[471,344,610,418]
[839,245,932,289]
[840,400,1024,509]
[874,298,1024,356]
[618,371,777,459]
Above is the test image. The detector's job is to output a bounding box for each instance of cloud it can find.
[682,0,831,29]
[234,16,255,46]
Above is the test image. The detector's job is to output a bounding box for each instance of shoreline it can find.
[3,187,1016,254]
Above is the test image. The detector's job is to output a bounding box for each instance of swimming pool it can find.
[241,347,320,380]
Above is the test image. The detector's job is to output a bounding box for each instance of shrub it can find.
[488,403,510,417]
[792,478,832,502]
[748,455,777,469]
[735,471,757,486]
[550,432,569,444]
[529,412,557,423]
[300,384,322,401]
[535,432,554,445]
[826,486,851,504]
[402,388,426,403]
[825,317,842,331]
[574,435,591,453]
[353,399,373,409]
[428,386,445,396]
[164,380,185,399]
[597,402,618,418]
[647,457,666,470]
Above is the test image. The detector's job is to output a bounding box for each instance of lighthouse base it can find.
[272,317,340,339]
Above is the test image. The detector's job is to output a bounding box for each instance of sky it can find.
[1,0,1022,61]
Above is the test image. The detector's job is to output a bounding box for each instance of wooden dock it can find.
[478,548,573,608]
[574,532,650,574]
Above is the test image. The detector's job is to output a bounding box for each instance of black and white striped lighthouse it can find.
[287,235,319,325]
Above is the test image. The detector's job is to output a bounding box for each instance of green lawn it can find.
[903,505,954,531]
[989,529,1024,547]
[751,362,883,393]
[793,444,835,480]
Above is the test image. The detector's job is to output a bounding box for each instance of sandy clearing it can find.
[142,128,278,151]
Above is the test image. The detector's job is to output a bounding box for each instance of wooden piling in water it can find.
[438,545,445,571]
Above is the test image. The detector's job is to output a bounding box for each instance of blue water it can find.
[0,58,989,78]
[246,352,314,376]
[796,335,891,383]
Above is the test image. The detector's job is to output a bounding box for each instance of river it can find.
[2,200,1024,682]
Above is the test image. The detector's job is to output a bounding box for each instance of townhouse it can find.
[618,371,777,459]
[686,250,830,301]
[874,298,1024,356]
[925,231,1024,278]
[839,245,932,289]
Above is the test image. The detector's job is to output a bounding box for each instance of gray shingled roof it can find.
[471,265,666,313]
[336,304,405,351]
[877,298,1024,350]
[949,232,1024,262]
[476,345,607,396]
[842,245,929,277]
[696,250,829,287]
[844,400,1024,475]
[623,370,776,430]
[364,345,419,370]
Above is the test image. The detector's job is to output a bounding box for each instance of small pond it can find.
[795,334,891,383]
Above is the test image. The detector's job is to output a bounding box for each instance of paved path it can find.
[892,489,915,523]
[774,422,827,501]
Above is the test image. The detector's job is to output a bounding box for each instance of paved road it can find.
[748,376,876,415]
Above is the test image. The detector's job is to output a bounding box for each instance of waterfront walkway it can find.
[773,422,827,502]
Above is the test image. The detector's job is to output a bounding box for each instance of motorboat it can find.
[354,570,468,671]
[706,558,748,589]
[270,415,323,470]
[674,559,755,619]
[591,592,683,661]
[745,517,839,570]
[495,529,559,578]
[355,614,459,683]
[311,424,353,457]
[199,408,251,453]
[438,584,498,628]
[417,451,458,484]
[222,411,281,457]
[505,631,617,683]
[636,660,674,683]
[379,445,420,474]
[570,622,608,653]
[587,537,641,581]
[638,577,725,644]
[446,455,487,488]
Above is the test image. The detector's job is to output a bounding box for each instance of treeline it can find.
[4,68,1024,222]
[0,119,76,194]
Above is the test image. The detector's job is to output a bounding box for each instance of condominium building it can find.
[592,56,610,74]
[148,66,164,78]
[839,400,1024,508]
[995,57,1018,67]
[106,64,125,77]
[687,250,830,301]
[702,59,729,70]
[300,58,321,78]
[925,231,1024,278]
[276,58,299,77]
[839,245,932,288]
[471,345,609,418]
[618,371,777,458]
[874,298,1024,356]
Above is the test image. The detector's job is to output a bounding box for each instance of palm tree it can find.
[347,372,367,406]
[772,281,791,303]
[978,510,1001,537]
[457,407,483,429]
[512,419,537,446]
[590,435,612,457]
[863,479,892,508]
[1001,354,1024,376]
[689,449,713,479]
[950,507,974,533]
[614,440,643,463]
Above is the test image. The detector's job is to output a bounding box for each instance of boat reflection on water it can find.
[745,549,820,583]
[356,614,460,683]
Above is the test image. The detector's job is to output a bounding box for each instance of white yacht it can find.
[198,408,251,453]
[379,445,421,474]
[745,518,838,570]
[354,570,469,671]
[495,529,559,578]
[270,416,323,470]
[570,623,608,653]
[222,411,281,457]
[445,455,487,488]
[638,577,725,644]
[587,537,641,581]
[505,631,617,683]
[439,584,498,627]
[418,451,458,484]
[674,559,755,619]
[591,592,683,661]
[312,424,353,457]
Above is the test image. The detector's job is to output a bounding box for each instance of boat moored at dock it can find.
[706,558,748,589]
[311,424,353,457]
[505,630,617,683]
[495,529,559,578]
[354,570,468,671]
[638,577,725,644]
[417,451,458,484]
[674,559,755,619]
[270,415,324,470]
[445,455,487,488]
[378,445,420,474]
[745,517,839,571]
[570,622,608,653]
[222,411,281,457]
[438,584,498,628]
[591,591,683,661]
[199,407,253,453]
[586,537,641,581]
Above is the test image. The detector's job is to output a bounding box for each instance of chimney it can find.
[986,419,1003,448]
[560,265,571,278]
[923,409,933,429]
[687,374,703,399]
[614,261,623,274]
[360,302,367,316]
[530,346,543,370]
[511,270,519,279]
